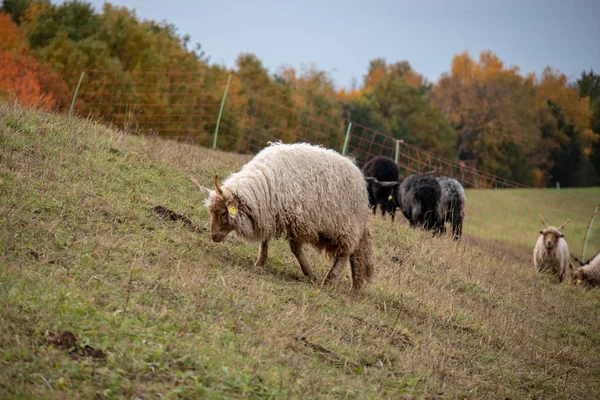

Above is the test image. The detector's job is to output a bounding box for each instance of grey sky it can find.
[81,0,599,89]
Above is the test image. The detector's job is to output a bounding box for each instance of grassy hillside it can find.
[1,102,599,399]
[464,187,599,261]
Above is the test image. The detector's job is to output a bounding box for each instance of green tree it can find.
[26,0,100,49]
[0,0,44,23]
[547,100,585,187]
[233,53,299,149]
[577,70,600,184]
[35,32,121,81]
[365,59,457,159]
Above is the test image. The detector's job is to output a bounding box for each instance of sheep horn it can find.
[214,175,223,196]
[558,219,570,231]
[539,213,548,228]
[378,181,400,188]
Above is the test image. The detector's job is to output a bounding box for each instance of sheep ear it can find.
[189,175,212,197]
[560,233,564,238]
[539,230,543,235]
[225,198,239,218]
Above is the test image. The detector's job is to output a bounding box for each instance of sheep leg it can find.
[324,256,349,285]
[349,254,364,291]
[453,217,463,239]
[558,266,566,283]
[450,210,461,239]
[289,240,317,281]
[254,240,269,267]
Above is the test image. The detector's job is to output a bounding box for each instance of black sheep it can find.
[393,173,444,233]
[437,177,466,239]
[363,156,399,221]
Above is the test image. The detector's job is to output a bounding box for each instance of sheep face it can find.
[190,175,254,243]
[205,194,236,242]
[573,267,585,284]
[369,180,399,215]
[539,227,563,250]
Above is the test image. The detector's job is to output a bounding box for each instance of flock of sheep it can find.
[534,214,600,286]
[190,142,599,291]
[363,155,465,239]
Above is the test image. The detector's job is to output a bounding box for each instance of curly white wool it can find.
[219,142,368,248]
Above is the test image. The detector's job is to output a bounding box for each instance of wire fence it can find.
[72,69,527,189]
[68,69,598,257]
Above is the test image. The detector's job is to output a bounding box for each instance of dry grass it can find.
[1,101,599,399]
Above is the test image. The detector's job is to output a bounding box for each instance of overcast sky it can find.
[79,0,599,89]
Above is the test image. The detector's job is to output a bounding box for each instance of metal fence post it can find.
[394,139,403,163]
[213,72,233,149]
[581,204,599,262]
[341,121,352,156]
[69,71,85,116]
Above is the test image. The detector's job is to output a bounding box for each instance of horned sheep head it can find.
[538,213,570,249]
[365,176,401,205]
[190,174,244,243]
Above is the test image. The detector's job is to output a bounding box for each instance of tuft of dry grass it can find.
[1,101,599,399]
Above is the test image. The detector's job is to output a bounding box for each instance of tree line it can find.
[1,0,599,187]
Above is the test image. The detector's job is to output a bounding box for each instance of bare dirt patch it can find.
[152,205,204,233]
[43,331,106,359]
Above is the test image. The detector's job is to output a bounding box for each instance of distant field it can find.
[464,187,600,260]
[1,102,599,399]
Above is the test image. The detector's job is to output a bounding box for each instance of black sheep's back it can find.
[363,156,399,182]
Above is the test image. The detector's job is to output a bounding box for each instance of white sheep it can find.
[572,250,600,287]
[533,214,571,283]
[190,142,374,291]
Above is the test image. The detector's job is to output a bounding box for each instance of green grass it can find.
[464,187,599,260]
[1,101,599,399]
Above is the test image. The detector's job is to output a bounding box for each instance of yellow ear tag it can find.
[388,195,393,201]
[228,205,237,216]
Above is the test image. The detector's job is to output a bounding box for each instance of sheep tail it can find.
[350,226,375,291]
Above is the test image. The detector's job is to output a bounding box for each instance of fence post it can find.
[394,140,403,163]
[581,204,599,262]
[213,72,233,150]
[341,121,352,156]
[69,71,85,117]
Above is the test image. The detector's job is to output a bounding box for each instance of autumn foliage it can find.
[0,12,28,53]
[0,2,599,186]
[0,52,70,110]
[431,51,598,186]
